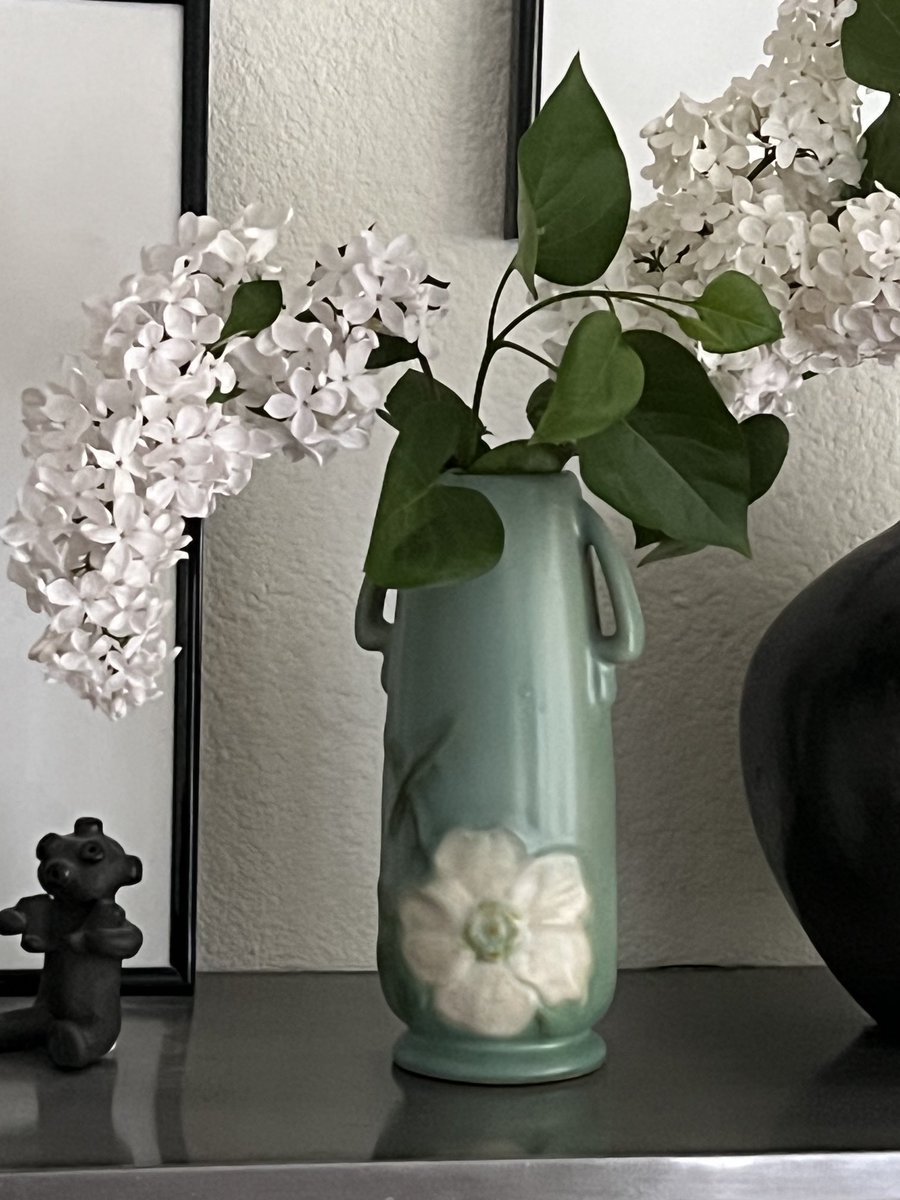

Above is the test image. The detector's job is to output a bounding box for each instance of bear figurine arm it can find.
[0,897,52,952]
[0,907,27,936]
[83,920,143,960]
[68,900,143,960]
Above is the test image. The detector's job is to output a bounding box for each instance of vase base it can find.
[392,1028,607,1085]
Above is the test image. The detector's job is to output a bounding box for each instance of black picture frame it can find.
[0,0,209,998]
[505,0,543,239]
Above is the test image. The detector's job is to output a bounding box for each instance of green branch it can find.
[495,340,558,372]
[472,260,516,418]
[416,349,438,403]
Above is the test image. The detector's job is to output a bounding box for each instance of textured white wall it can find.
[199,0,900,970]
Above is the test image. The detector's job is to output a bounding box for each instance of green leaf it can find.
[218,279,284,344]
[367,334,420,371]
[533,311,643,443]
[364,406,504,589]
[578,330,751,555]
[515,55,630,293]
[742,413,789,503]
[385,370,486,467]
[860,95,900,193]
[526,379,555,431]
[632,413,788,563]
[632,524,705,564]
[675,271,783,353]
[634,528,707,565]
[842,0,900,92]
[207,384,243,406]
[468,439,571,475]
[516,170,541,297]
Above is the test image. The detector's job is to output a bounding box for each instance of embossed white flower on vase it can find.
[398,828,592,1037]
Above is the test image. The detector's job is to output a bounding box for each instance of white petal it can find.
[400,878,470,936]
[83,526,120,546]
[378,298,406,336]
[45,579,80,606]
[112,493,143,533]
[174,405,208,438]
[310,385,345,417]
[146,477,178,511]
[271,311,311,352]
[433,961,537,1036]
[343,297,377,325]
[264,392,300,420]
[289,405,317,444]
[399,878,474,986]
[128,531,167,559]
[508,927,592,1006]
[508,853,590,926]
[403,931,472,988]
[433,828,527,901]
[212,423,248,451]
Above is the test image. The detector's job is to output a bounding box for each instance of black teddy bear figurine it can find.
[0,817,143,1069]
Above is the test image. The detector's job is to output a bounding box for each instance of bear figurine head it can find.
[35,818,143,904]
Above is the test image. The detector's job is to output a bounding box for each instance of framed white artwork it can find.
[0,0,209,993]
[507,0,884,230]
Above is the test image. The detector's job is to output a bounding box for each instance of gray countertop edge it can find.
[4,1153,900,1200]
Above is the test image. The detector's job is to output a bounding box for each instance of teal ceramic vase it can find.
[355,472,644,1084]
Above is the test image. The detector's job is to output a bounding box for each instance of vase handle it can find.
[355,576,392,656]
[580,501,645,664]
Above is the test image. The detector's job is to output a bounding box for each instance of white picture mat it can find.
[0,0,183,969]
[540,1,882,206]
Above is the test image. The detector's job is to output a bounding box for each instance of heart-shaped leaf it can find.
[579,331,751,555]
[367,333,419,370]
[742,413,789,502]
[633,527,706,565]
[631,411,788,563]
[365,405,504,588]
[842,0,900,92]
[385,370,486,467]
[218,279,284,344]
[534,311,643,443]
[860,94,900,194]
[468,439,570,475]
[675,271,783,353]
[526,380,555,431]
[515,55,630,294]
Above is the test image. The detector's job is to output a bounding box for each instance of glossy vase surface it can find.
[356,472,643,1083]
[741,521,900,1026]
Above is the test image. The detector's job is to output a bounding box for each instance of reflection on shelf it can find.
[374,1065,612,1161]
[0,1000,191,1170]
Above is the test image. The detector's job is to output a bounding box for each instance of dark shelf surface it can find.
[3,967,900,1198]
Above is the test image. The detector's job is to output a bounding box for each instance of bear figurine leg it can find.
[0,1006,50,1053]
[47,1016,119,1070]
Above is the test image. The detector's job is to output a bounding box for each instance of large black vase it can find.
[741,522,900,1027]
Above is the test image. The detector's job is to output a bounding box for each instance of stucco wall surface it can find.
[199,0,900,970]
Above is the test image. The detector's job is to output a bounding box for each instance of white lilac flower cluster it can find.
[542,0,900,418]
[2,210,447,717]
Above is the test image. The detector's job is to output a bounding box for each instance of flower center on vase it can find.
[464,900,520,962]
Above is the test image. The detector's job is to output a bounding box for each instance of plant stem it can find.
[488,262,516,343]
[607,289,696,308]
[496,287,694,343]
[472,280,699,414]
[416,349,438,402]
[747,147,777,183]
[496,340,558,372]
[473,260,516,419]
